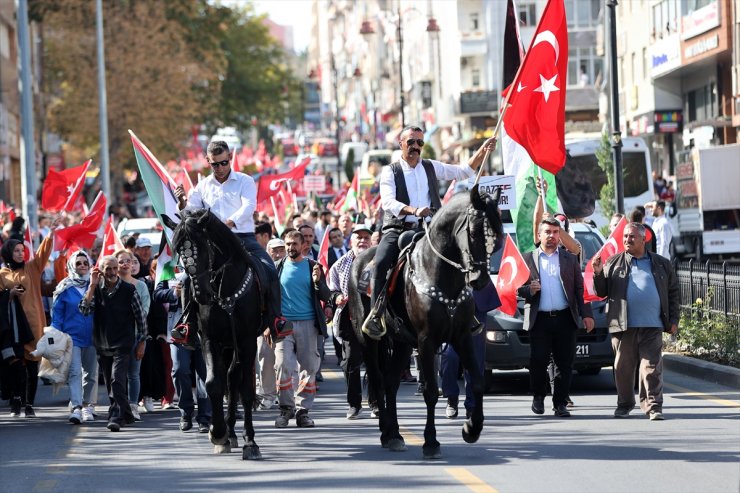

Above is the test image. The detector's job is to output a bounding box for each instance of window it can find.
[472,69,481,88]
[565,0,600,28]
[518,3,537,26]
[567,46,602,86]
[682,0,715,14]
[470,12,479,31]
[686,82,718,122]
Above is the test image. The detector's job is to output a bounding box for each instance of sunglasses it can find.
[405,139,424,147]
[118,258,131,264]
[75,261,90,267]
[208,159,230,168]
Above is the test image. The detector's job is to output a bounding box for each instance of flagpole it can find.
[473,99,512,186]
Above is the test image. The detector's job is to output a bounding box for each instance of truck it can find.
[672,144,740,260]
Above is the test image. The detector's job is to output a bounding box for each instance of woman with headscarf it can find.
[0,233,53,417]
[51,250,96,424]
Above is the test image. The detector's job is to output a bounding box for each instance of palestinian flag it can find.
[341,174,360,212]
[129,130,179,282]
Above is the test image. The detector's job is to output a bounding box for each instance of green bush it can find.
[421,143,436,160]
[665,290,740,367]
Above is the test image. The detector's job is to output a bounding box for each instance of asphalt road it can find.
[1,357,738,493]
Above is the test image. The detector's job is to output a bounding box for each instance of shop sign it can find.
[681,1,720,40]
[649,34,681,77]
[684,34,719,59]
[654,110,683,134]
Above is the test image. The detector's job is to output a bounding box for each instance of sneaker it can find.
[295,409,315,428]
[346,406,361,420]
[445,398,459,419]
[614,405,635,418]
[161,400,176,410]
[197,422,210,433]
[69,407,82,425]
[566,398,575,408]
[88,404,98,417]
[649,411,665,421]
[179,416,193,432]
[24,405,36,418]
[130,403,141,421]
[9,398,21,417]
[554,404,571,417]
[257,399,274,411]
[275,407,295,428]
[82,406,95,422]
[141,397,155,413]
[370,406,379,419]
[107,421,121,432]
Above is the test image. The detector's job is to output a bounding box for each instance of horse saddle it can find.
[358,230,426,299]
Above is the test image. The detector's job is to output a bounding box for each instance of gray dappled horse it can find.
[348,186,503,459]
[163,209,263,460]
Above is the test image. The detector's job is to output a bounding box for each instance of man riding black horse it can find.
[362,126,497,340]
[174,140,290,342]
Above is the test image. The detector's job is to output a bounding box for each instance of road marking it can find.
[33,480,58,492]
[445,468,499,493]
[665,382,740,408]
[398,426,423,445]
[319,368,342,380]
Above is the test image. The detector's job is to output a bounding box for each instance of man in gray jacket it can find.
[592,222,679,420]
[518,218,594,418]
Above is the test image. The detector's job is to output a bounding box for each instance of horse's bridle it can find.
[422,205,497,275]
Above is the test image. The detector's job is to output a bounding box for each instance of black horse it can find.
[162,209,263,460]
[349,185,503,459]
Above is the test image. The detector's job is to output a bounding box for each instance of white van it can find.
[340,142,367,168]
[562,137,653,228]
[358,149,393,185]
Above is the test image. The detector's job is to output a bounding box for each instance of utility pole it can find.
[397,5,405,128]
[96,0,111,200]
[16,0,37,231]
[606,0,624,214]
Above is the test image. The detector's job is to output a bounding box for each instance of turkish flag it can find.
[256,157,311,203]
[231,150,241,173]
[41,160,91,212]
[54,191,107,251]
[583,217,628,302]
[502,0,568,174]
[23,223,35,261]
[97,216,124,267]
[495,234,531,316]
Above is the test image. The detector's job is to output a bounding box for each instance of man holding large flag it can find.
[174,140,291,339]
[361,125,497,340]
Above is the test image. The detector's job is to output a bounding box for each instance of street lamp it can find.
[361,10,441,129]
[606,0,624,214]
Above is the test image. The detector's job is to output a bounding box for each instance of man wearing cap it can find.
[133,237,153,280]
[329,224,373,419]
[174,140,290,339]
[267,239,286,262]
[362,125,497,340]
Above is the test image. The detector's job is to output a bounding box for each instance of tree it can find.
[596,131,616,226]
[421,143,436,160]
[345,149,355,183]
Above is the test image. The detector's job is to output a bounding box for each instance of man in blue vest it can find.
[362,125,497,340]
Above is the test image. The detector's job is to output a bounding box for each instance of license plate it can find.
[575,344,590,358]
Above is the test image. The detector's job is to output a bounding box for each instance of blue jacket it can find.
[51,286,93,348]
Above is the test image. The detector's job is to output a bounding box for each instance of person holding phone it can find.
[0,231,54,418]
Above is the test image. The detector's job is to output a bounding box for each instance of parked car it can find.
[358,149,393,184]
[116,217,162,253]
[484,222,613,385]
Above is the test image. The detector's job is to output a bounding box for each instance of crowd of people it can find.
[0,128,680,436]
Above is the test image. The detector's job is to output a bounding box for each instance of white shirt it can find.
[379,158,475,224]
[652,215,673,259]
[186,171,256,233]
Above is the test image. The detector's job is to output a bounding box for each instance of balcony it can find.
[460,30,487,57]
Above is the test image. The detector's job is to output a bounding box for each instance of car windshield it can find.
[489,229,603,273]
[564,151,648,198]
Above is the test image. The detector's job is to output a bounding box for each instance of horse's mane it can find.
[429,192,470,230]
[173,209,251,262]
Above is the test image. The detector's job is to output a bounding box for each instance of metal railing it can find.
[674,259,740,326]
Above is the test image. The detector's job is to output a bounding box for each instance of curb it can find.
[663,352,740,388]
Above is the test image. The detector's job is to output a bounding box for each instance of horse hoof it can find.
[385,438,407,452]
[214,443,232,454]
[422,445,442,460]
[229,437,239,448]
[242,444,263,461]
[462,419,482,444]
[209,431,228,446]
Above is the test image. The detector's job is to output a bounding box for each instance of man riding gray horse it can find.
[362,125,497,340]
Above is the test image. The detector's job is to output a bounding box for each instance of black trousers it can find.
[98,347,134,425]
[371,228,402,306]
[528,310,577,407]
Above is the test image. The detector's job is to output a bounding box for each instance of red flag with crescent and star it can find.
[256,157,311,204]
[502,0,568,175]
[496,234,531,316]
[54,191,107,251]
[97,215,124,267]
[40,160,91,212]
[583,217,628,302]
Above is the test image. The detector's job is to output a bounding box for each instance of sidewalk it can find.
[663,352,740,388]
